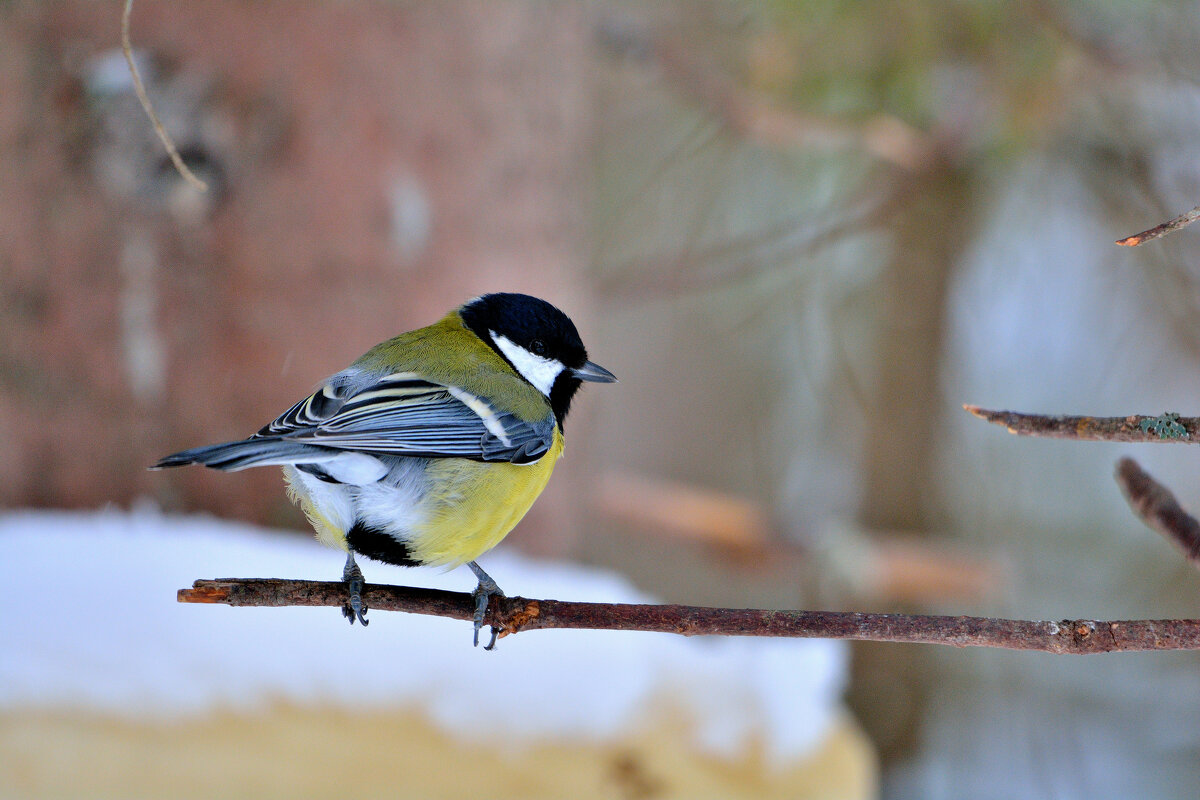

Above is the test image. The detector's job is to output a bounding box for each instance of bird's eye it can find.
[529,339,547,356]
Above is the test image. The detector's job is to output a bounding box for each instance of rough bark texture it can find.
[1116,203,1200,246]
[968,407,1200,442]
[180,578,1200,654]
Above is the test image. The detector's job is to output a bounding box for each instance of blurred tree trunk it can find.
[851,163,975,762]
[0,2,593,555]
[859,164,973,532]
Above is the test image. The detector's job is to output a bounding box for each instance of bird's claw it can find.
[342,553,369,627]
[472,584,503,649]
[342,586,369,626]
[468,561,503,649]
[472,587,503,649]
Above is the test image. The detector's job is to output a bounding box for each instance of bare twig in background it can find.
[178,578,1200,653]
[965,406,1197,443]
[121,0,208,192]
[598,21,933,170]
[1116,203,1200,246]
[1116,457,1200,567]
[594,473,771,547]
[592,471,999,603]
[868,537,1002,603]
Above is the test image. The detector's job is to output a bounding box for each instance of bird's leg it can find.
[342,551,369,626]
[467,560,504,649]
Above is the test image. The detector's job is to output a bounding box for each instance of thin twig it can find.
[1116,457,1200,567]
[965,406,1198,443]
[121,0,208,192]
[179,578,1200,653]
[1116,204,1200,246]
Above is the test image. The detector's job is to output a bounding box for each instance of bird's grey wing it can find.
[264,372,553,464]
[257,374,360,436]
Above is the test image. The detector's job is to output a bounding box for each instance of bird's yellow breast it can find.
[406,428,564,568]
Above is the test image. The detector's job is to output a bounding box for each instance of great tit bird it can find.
[154,293,616,647]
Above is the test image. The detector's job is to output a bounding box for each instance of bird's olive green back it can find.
[351,311,552,424]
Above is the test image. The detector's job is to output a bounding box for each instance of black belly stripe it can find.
[346,520,422,567]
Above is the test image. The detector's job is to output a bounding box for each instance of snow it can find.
[0,508,848,763]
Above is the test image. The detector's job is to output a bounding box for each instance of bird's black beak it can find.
[573,360,618,383]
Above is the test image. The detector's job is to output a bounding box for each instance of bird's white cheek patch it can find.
[490,332,565,397]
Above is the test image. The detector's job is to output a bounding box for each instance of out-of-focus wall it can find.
[0,2,595,551]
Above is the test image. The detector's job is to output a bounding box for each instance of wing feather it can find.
[256,372,551,464]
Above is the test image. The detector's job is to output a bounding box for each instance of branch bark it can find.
[965,406,1196,442]
[1116,457,1200,566]
[179,579,1200,654]
[121,0,208,192]
[1116,203,1200,246]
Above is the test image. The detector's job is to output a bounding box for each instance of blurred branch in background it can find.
[594,472,772,548]
[178,577,1200,654]
[1116,457,1200,567]
[594,472,999,605]
[596,18,934,171]
[971,405,1200,576]
[120,0,207,192]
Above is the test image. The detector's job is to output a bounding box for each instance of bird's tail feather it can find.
[151,438,334,472]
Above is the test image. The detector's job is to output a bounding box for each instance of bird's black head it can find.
[460,293,616,424]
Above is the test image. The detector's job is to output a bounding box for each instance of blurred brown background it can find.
[1,2,594,541]
[7,1,1200,797]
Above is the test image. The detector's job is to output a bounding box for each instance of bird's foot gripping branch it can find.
[179,405,1200,653]
[154,293,616,646]
[176,578,1200,653]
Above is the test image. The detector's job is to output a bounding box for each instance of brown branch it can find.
[179,578,1200,653]
[965,406,1197,442]
[1116,457,1200,567]
[1116,204,1200,246]
[121,0,208,192]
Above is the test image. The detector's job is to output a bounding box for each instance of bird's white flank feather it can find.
[321,452,389,485]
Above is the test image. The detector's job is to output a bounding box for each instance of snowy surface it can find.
[0,508,848,763]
